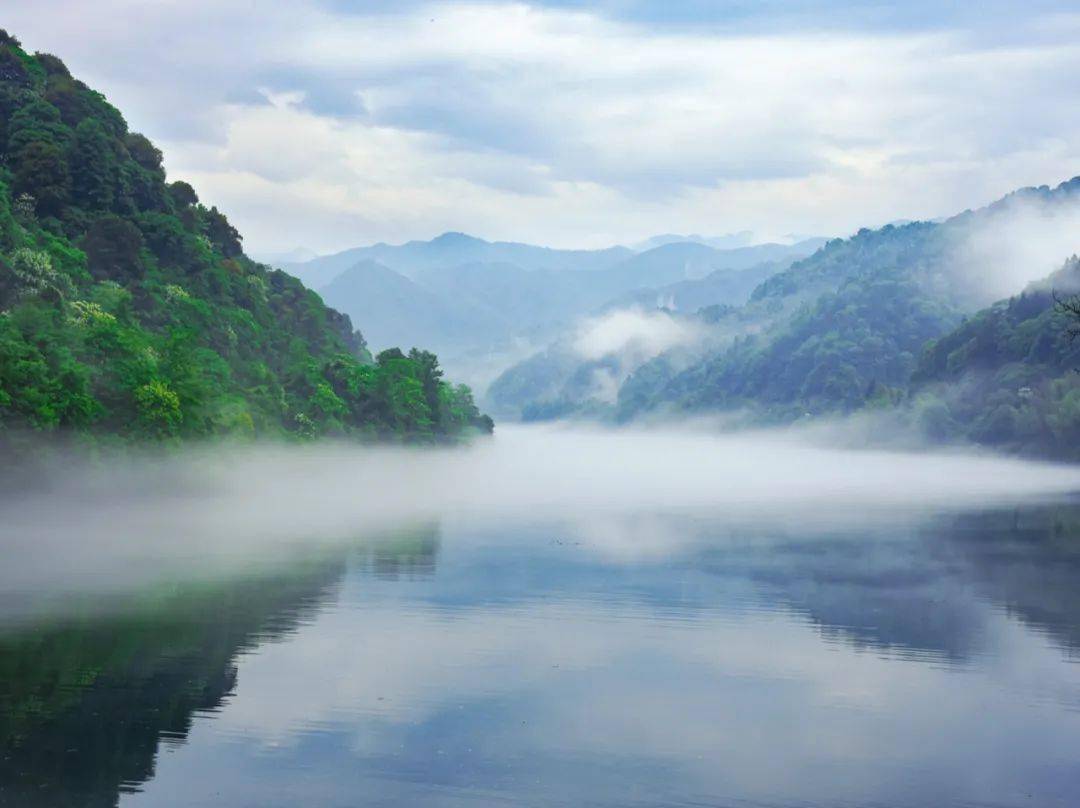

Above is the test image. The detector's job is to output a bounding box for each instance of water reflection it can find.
[0,560,346,807]
[2,508,1080,807]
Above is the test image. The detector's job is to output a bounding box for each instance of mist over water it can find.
[6,426,1080,808]
[4,424,1080,611]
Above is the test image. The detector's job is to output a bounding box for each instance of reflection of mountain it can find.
[0,562,346,807]
[6,509,1080,805]
[0,525,446,808]
[944,505,1080,657]
[479,508,1080,666]
[732,531,987,663]
[697,506,1080,662]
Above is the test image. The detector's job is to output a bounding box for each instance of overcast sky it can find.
[7,1,1080,253]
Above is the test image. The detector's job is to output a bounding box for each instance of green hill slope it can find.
[0,31,491,443]
[619,179,1080,422]
[908,257,1080,457]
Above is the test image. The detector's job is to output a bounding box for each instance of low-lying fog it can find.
[4,424,1080,613]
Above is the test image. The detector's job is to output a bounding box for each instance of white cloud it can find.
[572,309,703,361]
[947,187,1080,303]
[5,2,1080,252]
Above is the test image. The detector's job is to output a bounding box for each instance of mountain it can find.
[602,259,793,314]
[586,239,827,316]
[0,31,491,443]
[311,237,827,393]
[603,239,828,286]
[483,239,830,418]
[907,256,1080,458]
[319,259,503,354]
[632,261,961,419]
[279,231,635,289]
[617,178,1080,422]
[633,231,754,251]
[485,177,1080,426]
[593,241,723,288]
[486,308,711,421]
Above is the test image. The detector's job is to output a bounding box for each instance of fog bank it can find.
[3,424,1079,607]
[949,188,1080,304]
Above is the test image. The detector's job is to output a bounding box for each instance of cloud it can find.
[5,424,1080,612]
[573,308,703,361]
[567,308,707,402]
[5,2,1080,252]
[946,184,1080,304]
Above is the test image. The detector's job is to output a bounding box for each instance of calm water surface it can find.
[3,502,1080,806]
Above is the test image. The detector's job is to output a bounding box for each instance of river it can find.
[3,425,1080,806]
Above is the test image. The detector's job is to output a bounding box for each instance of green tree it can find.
[70,118,115,211]
[82,215,143,281]
[0,34,491,445]
[11,140,69,216]
[134,378,181,437]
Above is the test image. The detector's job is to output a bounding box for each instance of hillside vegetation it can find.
[616,180,1080,423]
[291,232,824,390]
[0,31,491,444]
[908,257,1080,457]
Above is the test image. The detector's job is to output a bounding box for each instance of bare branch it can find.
[1052,289,1080,341]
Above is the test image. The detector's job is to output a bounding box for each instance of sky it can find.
[6,1,1080,254]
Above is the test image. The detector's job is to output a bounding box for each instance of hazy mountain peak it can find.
[634,232,755,251]
[430,231,486,246]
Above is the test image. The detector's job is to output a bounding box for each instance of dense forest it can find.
[616,181,1080,428]
[615,220,962,421]
[907,257,1080,456]
[0,31,492,444]
[485,176,1080,458]
[487,219,963,422]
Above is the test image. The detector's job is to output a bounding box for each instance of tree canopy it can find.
[0,32,492,444]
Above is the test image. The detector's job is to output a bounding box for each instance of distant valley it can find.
[273,233,827,389]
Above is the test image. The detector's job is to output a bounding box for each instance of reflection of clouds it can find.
[129,568,1080,807]
[6,424,1080,610]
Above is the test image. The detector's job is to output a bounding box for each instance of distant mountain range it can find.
[632,231,755,251]
[276,234,827,389]
[487,176,1080,450]
[278,231,635,290]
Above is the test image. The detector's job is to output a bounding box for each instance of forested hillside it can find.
[0,31,491,443]
[618,180,1080,422]
[289,233,824,392]
[908,257,1080,457]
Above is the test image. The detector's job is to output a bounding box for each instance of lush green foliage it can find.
[638,273,960,420]
[609,222,957,420]
[908,257,1080,457]
[618,181,1080,427]
[0,32,491,443]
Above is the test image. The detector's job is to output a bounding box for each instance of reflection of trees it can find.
[690,505,1080,663]
[354,523,441,580]
[694,529,985,663]
[944,505,1080,658]
[0,562,346,807]
[0,523,444,807]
